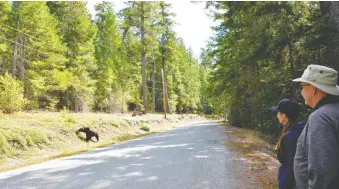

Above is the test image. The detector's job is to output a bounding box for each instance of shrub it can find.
[140,124,151,132]
[25,129,49,146]
[0,72,25,113]
[0,134,12,157]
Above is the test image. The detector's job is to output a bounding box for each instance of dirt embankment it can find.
[0,111,213,172]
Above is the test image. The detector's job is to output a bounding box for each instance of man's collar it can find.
[314,95,339,110]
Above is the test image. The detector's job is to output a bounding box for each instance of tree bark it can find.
[12,27,19,78]
[161,4,170,113]
[19,35,26,79]
[152,62,155,112]
[140,2,147,112]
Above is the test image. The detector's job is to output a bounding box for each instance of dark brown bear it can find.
[76,127,99,142]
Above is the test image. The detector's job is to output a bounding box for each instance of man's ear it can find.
[312,86,317,95]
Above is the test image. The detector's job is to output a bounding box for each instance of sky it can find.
[85,1,218,59]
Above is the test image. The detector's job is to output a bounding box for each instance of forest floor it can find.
[223,122,279,189]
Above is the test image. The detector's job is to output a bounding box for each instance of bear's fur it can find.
[76,127,99,142]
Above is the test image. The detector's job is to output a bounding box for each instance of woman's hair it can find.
[276,113,297,153]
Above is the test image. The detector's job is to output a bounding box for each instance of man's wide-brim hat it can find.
[292,64,339,96]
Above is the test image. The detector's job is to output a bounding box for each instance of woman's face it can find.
[277,111,288,125]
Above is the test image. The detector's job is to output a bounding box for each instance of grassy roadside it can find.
[0,111,208,172]
[222,122,279,189]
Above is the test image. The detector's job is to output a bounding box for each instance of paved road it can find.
[0,121,247,189]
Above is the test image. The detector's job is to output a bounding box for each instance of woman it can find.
[270,99,304,189]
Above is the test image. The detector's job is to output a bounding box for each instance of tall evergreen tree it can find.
[157,2,176,113]
[94,2,125,112]
[205,1,314,133]
[48,2,97,111]
[0,2,11,75]
[120,2,160,112]
[8,2,67,109]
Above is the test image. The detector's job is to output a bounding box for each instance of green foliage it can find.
[8,2,68,110]
[0,2,11,74]
[205,2,321,136]
[60,108,76,124]
[55,70,72,92]
[25,129,49,147]
[64,116,76,124]
[0,2,209,115]
[168,41,202,113]
[0,72,25,113]
[0,134,13,158]
[48,2,97,112]
[46,96,59,111]
[0,125,49,159]
[140,124,151,132]
[94,2,126,112]
[24,100,39,110]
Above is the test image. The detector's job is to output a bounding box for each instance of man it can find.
[292,64,339,189]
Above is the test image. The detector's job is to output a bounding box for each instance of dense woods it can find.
[0,2,204,114]
[1,1,339,138]
[205,1,339,137]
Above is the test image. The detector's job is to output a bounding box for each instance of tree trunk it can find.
[288,44,298,99]
[161,45,170,113]
[66,89,69,109]
[122,80,125,113]
[109,89,112,113]
[19,35,26,79]
[140,2,147,112]
[160,4,170,113]
[122,27,129,42]
[152,62,155,112]
[122,3,134,42]
[12,26,19,78]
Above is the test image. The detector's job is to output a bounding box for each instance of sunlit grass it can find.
[0,111,204,171]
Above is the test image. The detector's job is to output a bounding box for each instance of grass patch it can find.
[0,111,202,172]
[109,120,120,128]
[60,109,76,124]
[116,133,155,143]
[0,126,50,158]
[64,116,76,124]
[203,114,221,120]
[43,118,54,123]
[0,131,157,172]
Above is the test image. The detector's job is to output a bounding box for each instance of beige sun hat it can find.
[292,64,339,96]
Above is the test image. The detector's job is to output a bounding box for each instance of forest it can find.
[1,1,339,137]
[0,1,206,115]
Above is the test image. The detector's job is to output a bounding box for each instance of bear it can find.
[75,127,99,142]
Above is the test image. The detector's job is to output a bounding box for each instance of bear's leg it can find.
[85,134,91,141]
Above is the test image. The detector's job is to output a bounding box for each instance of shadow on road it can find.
[0,121,241,189]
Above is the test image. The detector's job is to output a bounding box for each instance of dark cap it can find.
[270,99,299,120]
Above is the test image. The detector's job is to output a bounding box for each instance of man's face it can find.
[300,82,313,107]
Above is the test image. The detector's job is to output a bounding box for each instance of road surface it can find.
[0,121,250,189]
